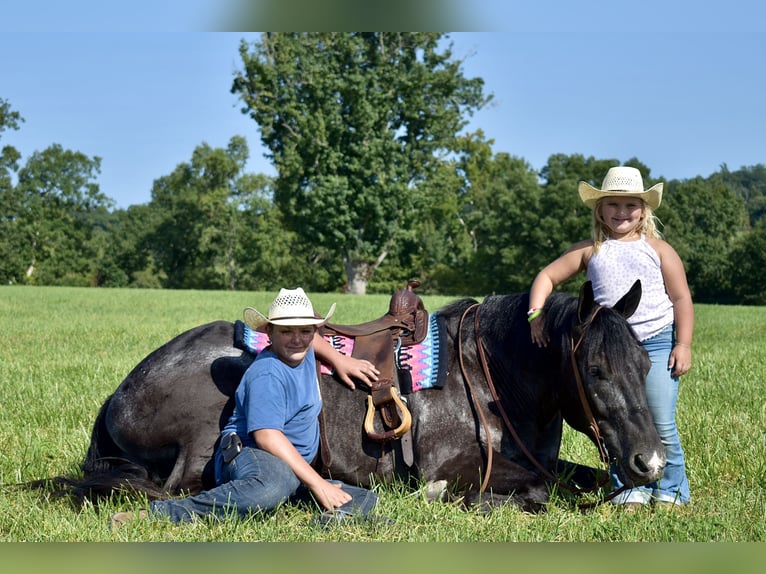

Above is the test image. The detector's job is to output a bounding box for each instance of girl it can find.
[528,166,693,508]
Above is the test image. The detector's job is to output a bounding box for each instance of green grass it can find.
[1,286,765,542]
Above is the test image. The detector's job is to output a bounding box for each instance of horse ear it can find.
[612,279,642,319]
[577,281,596,323]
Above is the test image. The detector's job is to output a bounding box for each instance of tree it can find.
[148,137,255,289]
[0,99,24,283]
[99,204,166,288]
[712,163,766,226]
[448,136,543,295]
[7,144,110,285]
[145,136,306,291]
[728,219,766,305]
[232,32,491,294]
[0,98,23,185]
[659,176,748,302]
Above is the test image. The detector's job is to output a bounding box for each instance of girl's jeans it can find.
[610,326,691,505]
[149,446,378,523]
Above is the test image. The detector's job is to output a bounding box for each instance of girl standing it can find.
[528,166,693,508]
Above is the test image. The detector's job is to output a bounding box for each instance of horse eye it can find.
[588,366,605,380]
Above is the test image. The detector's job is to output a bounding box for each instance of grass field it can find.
[1,285,765,543]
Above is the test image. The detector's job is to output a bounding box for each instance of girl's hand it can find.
[530,315,548,347]
[669,344,692,377]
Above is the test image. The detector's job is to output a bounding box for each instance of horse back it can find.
[102,321,252,492]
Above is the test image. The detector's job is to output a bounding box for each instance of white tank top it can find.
[586,236,674,341]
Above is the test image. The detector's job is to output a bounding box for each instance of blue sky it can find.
[2,1,764,209]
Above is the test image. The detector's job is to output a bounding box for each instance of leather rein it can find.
[457,302,626,505]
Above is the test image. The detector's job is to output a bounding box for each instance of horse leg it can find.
[161,438,217,495]
[464,455,550,513]
[161,448,189,494]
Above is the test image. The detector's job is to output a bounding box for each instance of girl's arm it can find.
[529,240,592,347]
[654,239,694,377]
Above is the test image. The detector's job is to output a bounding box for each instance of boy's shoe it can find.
[312,510,393,528]
[110,509,149,529]
[621,502,645,512]
[653,499,686,510]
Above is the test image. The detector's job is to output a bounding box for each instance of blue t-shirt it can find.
[221,347,322,464]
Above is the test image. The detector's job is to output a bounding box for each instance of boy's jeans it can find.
[150,446,378,523]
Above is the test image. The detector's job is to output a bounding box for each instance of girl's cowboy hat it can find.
[243,287,335,328]
[578,166,663,210]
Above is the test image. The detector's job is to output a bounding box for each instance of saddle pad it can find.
[233,321,334,375]
[397,312,447,392]
[232,313,447,392]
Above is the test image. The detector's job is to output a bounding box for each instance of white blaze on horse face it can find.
[647,450,666,474]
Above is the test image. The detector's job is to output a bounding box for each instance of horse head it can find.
[564,280,666,488]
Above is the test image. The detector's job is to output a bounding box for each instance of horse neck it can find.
[543,302,586,422]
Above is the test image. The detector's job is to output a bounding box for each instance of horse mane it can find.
[439,297,480,318]
[579,307,643,373]
[544,291,642,374]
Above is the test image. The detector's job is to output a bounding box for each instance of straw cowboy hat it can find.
[243,287,335,328]
[578,166,663,210]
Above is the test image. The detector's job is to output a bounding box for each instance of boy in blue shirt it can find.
[111,288,379,526]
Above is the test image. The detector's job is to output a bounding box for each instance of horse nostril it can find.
[633,453,650,474]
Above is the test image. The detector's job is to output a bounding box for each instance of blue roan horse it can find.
[48,281,665,512]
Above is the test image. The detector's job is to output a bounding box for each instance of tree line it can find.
[2,33,765,304]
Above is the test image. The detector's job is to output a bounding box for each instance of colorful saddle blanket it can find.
[233,312,447,393]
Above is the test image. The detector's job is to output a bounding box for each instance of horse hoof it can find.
[423,480,448,502]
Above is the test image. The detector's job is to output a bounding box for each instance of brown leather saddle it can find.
[320,279,428,463]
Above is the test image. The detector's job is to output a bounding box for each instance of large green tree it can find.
[146,136,305,291]
[232,32,490,293]
[5,144,110,285]
[148,136,255,289]
[0,98,23,185]
[0,99,24,283]
[728,218,766,305]
[659,176,748,303]
[712,163,766,226]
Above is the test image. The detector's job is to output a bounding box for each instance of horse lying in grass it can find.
[43,281,664,512]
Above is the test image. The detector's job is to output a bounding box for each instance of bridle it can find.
[457,302,627,506]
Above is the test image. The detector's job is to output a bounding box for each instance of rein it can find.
[458,302,623,505]
[569,308,608,465]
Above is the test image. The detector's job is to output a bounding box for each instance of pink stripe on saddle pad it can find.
[238,315,444,390]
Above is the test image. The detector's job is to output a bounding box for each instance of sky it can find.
[2,1,765,209]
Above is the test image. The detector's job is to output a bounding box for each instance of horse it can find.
[42,280,664,512]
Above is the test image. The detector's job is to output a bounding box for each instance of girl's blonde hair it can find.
[591,198,662,251]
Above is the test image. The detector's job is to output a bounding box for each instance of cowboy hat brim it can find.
[578,181,663,210]
[243,303,336,329]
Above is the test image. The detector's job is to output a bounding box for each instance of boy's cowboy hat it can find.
[578,166,663,210]
[243,287,335,328]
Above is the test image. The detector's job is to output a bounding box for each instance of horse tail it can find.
[26,396,168,505]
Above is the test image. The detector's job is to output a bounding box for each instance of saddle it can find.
[320,279,428,464]
[323,279,429,347]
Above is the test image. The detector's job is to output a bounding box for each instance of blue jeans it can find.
[149,446,378,523]
[611,326,691,505]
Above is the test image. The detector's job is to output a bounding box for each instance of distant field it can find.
[1,286,764,542]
